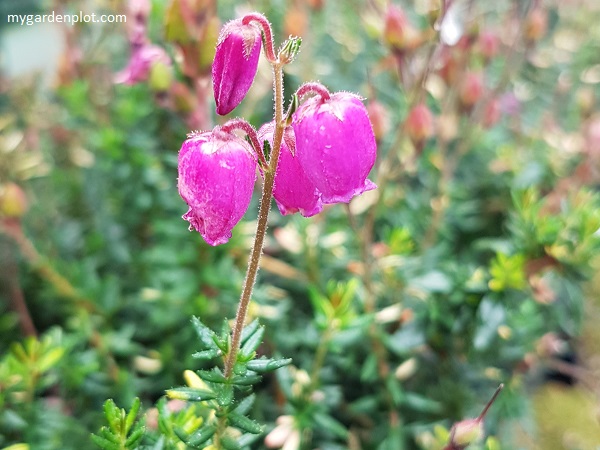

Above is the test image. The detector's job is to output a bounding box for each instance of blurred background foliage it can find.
[1,0,600,449]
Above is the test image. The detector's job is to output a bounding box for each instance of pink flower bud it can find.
[129,0,151,23]
[445,384,504,450]
[449,418,484,448]
[437,47,459,86]
[525,7,548,42]
[0,182,28,218]
[178,131,257,246]
[482,97,501,128]
[459,71,485,107]
[383,4,421,52]
[212,19,262,115]
[292,92,377,204]
[115,44,171,85]
[258,122,323,217]
[477,31,500,61]
[405,103,434,144]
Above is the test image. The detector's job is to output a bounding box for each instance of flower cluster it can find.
[177,13,377,246]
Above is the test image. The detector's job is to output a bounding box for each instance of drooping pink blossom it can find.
[258,122,323,217]
[292,92,377,204]
[212,19,262,115]
[178,130,257,246]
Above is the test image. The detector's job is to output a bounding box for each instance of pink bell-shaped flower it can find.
[292,92,377,204]
[258,122,323,217]
[178,130,257,246]
[212,19,262,115]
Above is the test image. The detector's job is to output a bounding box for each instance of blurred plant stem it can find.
[309,324,333,393]
[193,77,212,131]
[344,8,454,435]
[0,220,97,313]
[0,232,37,337]
[345,204,400,431]
[423,6,532,248]
[0,220,120,381]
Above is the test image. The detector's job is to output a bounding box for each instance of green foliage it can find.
[91,398,145,450]
[1,332,65,405]
[488,253,527,291]
[1,1,600,449]
[165,318,291,449]
[510,188,600,271]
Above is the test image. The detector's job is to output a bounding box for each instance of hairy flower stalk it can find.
[223,18,285,377]
[220,118,267,168]
[259,122,323,217]
[242,13,277,63]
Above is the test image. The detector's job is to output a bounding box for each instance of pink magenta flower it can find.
[258,122,323,217]
[212,19,262,115]
[178,130,257,246]
[292,92,377,204]
[115,44,170,85]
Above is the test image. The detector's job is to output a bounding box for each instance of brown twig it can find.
[0,220,98,313]
[0,229,37,337]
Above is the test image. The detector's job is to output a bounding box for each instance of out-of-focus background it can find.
[2,0,600,449]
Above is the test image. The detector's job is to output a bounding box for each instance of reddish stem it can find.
[219,118,268,167]
[242,13,277,63]
[224,62,286,377]
[477,383,504,422]
[295,82,331,101]
[0,229,37,337]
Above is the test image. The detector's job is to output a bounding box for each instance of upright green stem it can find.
[308,325,332,392]
[224,62,285,377]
